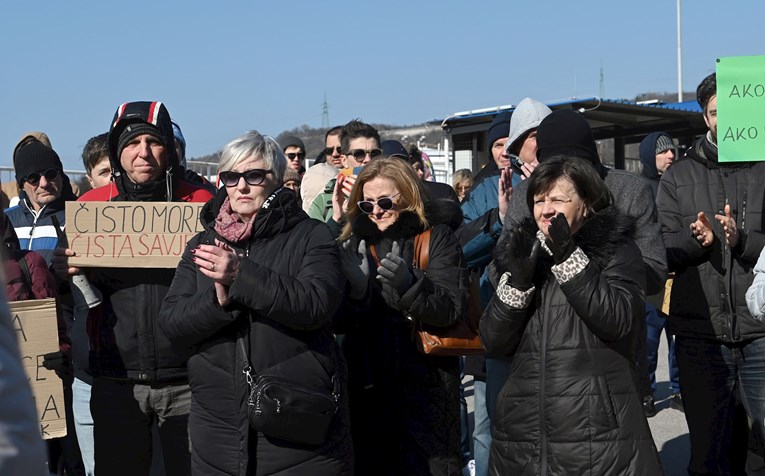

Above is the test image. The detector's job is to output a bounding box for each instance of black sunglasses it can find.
[324,146,342,156]
[357,193,400,214]
[219,169,273,187]
[24,168,60,186]
[347,148,383,161]
[286,152,306,161]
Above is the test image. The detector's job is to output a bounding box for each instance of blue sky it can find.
[1,1,762,170]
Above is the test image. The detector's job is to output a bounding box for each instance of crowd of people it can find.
[0,70,762,476]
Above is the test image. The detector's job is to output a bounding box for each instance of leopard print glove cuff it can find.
[551,247,589,284]
[496,272,535,309]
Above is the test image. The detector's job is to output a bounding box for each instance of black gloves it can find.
[506,227,540,290]
[377,242,414,295]
[42,351,72,380]
[546,213,576,264]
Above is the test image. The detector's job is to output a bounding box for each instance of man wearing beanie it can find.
[53,101,214,476]
[638,132,681,418]
[281,134,307,173]
[6,135,77,265]
[6,135,85,475]
[658,73,765,475]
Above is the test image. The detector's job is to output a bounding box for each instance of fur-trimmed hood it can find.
[493,206,636,279]
[349,197,463,243]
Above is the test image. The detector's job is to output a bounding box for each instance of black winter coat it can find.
[336,204,469,476]
[160,187,352,476]
[657,135,765,342]
[482,208,662,475]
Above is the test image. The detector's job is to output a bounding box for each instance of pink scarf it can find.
[214,196,256,243]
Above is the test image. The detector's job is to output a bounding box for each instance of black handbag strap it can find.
[236,324,256,393]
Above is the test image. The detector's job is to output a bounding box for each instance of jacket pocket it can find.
[594,375,619,431]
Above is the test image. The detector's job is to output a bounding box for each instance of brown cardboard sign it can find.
[10,298,66,440]
[65,201,205,268]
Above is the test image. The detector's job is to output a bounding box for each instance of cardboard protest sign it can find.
[65,201,205,268]
[717,55,765,162]
[10,298,66,439]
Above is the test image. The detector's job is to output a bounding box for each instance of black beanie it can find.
[536,109,600,165]
[15,141,63,186]
[116,122,165,159]
[486,112,512,151]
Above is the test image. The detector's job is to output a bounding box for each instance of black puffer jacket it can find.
[657,134,765,342]
[482,208,662,475]
[159,187,352,475]
[336,200,469,476]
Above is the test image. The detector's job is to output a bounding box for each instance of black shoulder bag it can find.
[236,327,339,446]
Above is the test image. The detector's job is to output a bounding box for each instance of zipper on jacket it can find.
[540,282,551,475]
[23,200,42,251]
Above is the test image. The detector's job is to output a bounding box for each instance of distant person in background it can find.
[452,169,473,202]
[280,135,307,174]
[638,131,681,418]
[82,133,112,190]
[303,126,344,217]
[326,119,382,236]
[172,121,215,193]
[283,167,302,207]
[381,140,458,203]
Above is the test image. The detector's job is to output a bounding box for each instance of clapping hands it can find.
[376,241,414,295]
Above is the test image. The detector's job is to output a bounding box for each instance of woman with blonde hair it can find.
[452,169,473,202]
[336,158,468,475]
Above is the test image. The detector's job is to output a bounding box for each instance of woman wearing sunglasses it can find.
[159,131,352,475]
[336,157,468,475]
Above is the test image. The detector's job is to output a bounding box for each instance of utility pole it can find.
[322,92,330,128]
[677,0,683,101]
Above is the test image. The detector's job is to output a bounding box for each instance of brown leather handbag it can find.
[371,229,484,356]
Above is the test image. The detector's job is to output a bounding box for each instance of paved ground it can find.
[463,336,764,475]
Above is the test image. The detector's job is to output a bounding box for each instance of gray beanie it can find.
[655,134,675,155]
[505,98,552,154]
[280,135,305,152]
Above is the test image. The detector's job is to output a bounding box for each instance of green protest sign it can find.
[717,55,765,162]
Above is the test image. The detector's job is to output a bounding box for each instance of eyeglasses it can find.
[346,148,383,161]
[324,146,342,156]
[357,193,400,214]
[24,168,60,186]
[218,169,273,187]
[285,152,306,161]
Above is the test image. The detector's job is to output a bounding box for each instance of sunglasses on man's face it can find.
[24,168,60,186]
[347,148,383,161]
[357,193,400,214]
[324,146,342,156]
[286,152,306,161]
[218,169,273,187]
